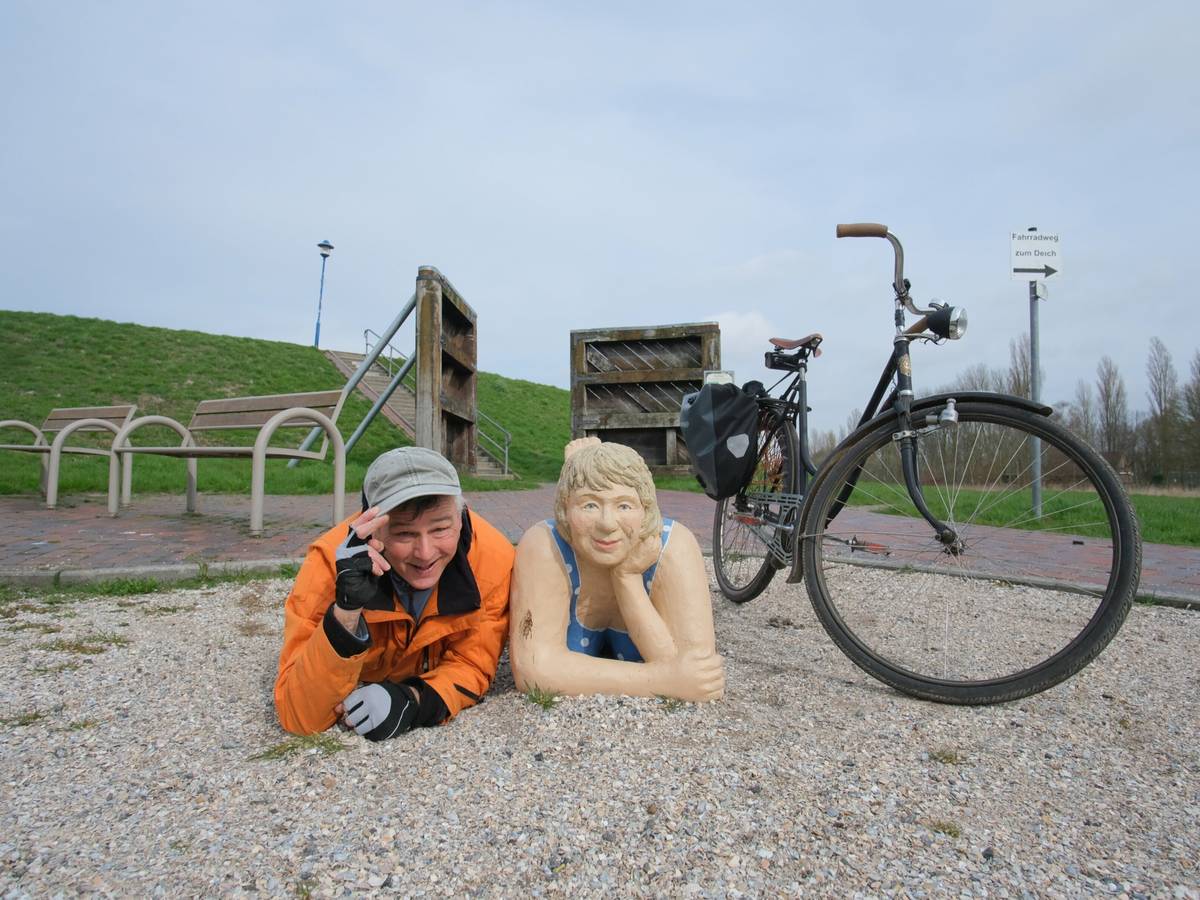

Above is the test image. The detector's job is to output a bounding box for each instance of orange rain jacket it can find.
[275,508,514,735]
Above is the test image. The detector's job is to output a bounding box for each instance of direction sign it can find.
[1010,230,1061,280]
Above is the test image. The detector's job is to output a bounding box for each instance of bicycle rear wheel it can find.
[713,411,798,603]
[801,401,1140,704]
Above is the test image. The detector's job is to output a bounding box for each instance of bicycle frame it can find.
[746,225,1056,584]
[710,223,1139,705]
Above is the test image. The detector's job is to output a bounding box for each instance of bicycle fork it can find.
[893,335,962,552]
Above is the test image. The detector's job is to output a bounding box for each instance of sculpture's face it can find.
[565,485,644,568]
[380,495,462,590]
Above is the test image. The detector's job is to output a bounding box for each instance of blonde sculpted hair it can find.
[554,442,662,543]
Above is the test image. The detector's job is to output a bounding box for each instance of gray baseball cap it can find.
[363,447,461,514]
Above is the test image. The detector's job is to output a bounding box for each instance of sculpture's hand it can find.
[564,436,601,460]
[612,533,662,581]
[656,648,726,702]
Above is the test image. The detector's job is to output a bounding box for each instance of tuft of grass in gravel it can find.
[1,710,45,727]
[523,685,559,710]
[37,632,130,655]
[32,661,82,675]
[1,566,299,612]
[929,748,966,765]
[929,819,963,838]
[144,604,198,616]
[6,622,62,635]
[249,732,346,761]
[66,718,99,731]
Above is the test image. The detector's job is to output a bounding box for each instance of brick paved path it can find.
[0,490,1196,604]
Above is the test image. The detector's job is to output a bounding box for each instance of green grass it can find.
[652,473,705,493]
[249,732,346,761]
[844,478,1200,547]
[0,710,45,727]
[929,819,963,839]
[474,372,571,487]
[0,565,300,613]
[523,684,560,710]
[37,632,130,655]
[928,748,965,765]
[0,310,574,496]
[1123,493,1200,546]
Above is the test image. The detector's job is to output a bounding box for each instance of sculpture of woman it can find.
[509,438,724,701]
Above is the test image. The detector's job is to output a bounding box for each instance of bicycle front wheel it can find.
[713,411,798,603]
[801,401,1141,704]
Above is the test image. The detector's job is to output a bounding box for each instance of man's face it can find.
[565,485,643,569]
[379,495,463,590]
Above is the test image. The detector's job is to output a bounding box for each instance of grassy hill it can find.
[0,310,571,497]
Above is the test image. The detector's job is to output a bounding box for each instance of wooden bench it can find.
[109,391,346,535]
[0,405,138,508]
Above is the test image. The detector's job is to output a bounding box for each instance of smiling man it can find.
[275,447,514,740]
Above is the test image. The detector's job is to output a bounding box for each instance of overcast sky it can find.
[3,1,1197,434]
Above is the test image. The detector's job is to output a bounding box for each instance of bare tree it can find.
[1068,379,1097,445]
[1185,350,1200,477]
[1005,334,1031,399]
[1095,356,1129,458]
[1145,337,1180,481]
[953,362,1001,393]
[1186,350,1200,428]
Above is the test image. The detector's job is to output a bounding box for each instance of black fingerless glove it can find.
[334,550,393,611]
[349,681,419,742]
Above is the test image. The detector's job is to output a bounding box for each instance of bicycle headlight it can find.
[928,303,967,340]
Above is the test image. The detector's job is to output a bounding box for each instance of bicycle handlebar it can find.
[836,223,888,238]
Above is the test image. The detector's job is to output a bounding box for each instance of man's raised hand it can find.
[334,506,393,611]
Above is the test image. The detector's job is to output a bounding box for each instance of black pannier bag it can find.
[680,382,760,500]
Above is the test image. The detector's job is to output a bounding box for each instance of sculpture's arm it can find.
[611,534,677,662]
[647,523,719,656]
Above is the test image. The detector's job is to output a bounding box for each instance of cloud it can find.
[703,310,781,385]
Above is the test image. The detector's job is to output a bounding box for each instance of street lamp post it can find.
[313,240,334,348]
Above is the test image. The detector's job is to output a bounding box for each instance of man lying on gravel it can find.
[274,447,515,741]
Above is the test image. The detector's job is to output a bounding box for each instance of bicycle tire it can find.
[800,401,1140,704]
[713,411,799,603]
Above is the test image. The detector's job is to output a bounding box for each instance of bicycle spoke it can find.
[803,405,1136,702]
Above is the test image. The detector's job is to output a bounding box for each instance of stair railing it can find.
[476,409,511,476]
[363,328,414,387]
[290,292,417,466]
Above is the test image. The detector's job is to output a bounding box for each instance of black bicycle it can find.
[711,223,1141,705]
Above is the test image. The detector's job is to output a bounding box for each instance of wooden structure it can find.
[570,322,720,473]
[415,266,478,470]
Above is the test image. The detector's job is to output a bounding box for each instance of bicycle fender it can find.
[786,392,1053,585]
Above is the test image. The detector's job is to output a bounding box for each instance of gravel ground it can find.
[1,563,1197,899]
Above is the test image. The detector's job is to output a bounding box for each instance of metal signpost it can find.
[1010,227,1061,516]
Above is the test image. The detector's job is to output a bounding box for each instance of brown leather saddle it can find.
[769,333,823,357]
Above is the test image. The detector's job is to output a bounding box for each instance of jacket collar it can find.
[363,507,480,615]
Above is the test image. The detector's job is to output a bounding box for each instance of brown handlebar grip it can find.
[904,316,929,335]
[836,223,888,238]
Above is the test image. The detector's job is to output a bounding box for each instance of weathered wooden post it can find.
[414,266,478,469]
